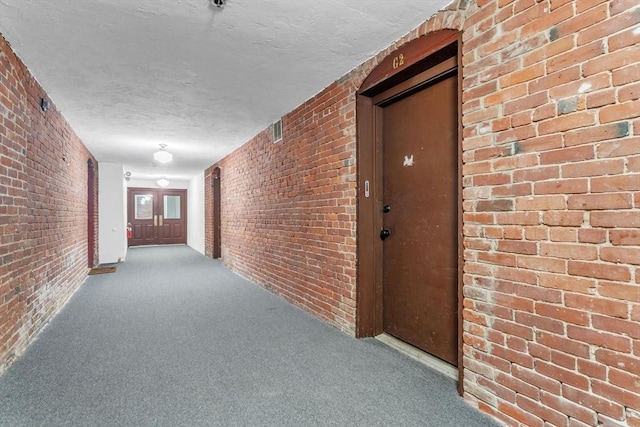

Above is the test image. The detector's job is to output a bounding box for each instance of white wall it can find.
[187,171,205,255]
[127,179,189,189]
[99,163,127,264]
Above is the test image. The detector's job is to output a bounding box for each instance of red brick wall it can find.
[0,34,97,373]
[204,1,639,425]
[206,84,358,332]
[204,169,214,258]
[460,1,639,426]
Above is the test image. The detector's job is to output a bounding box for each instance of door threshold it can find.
[375,333,457,380]
[129,244,186,248]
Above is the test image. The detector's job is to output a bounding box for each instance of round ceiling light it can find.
[153,144,173,164]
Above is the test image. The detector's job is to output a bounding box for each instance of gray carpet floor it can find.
[0,246,500,426]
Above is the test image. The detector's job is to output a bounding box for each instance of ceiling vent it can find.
[273,118,283,143]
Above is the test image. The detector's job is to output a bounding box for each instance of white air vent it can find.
[273,118,283,143]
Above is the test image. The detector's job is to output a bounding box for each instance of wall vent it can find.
[273,118,283,143]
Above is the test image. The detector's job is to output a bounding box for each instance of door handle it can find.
[154,215,158,226]
[380,229,391,240]
[159,215,163,226]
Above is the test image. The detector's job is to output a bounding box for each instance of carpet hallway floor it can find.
[0,246,500,426]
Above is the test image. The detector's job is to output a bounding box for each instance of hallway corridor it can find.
[0,246,498,426]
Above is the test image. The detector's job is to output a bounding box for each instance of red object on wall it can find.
[126,223,133,239]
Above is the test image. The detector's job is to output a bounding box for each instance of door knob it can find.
[380,229,391,240]
[383,205,391,213]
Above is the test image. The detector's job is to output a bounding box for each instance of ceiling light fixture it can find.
[210,0,225,7]
[157,177,170,187]
[153,144,173,164]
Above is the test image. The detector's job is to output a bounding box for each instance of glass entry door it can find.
[128,188,187,246]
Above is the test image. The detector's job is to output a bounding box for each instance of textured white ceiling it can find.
[0,0,448,182]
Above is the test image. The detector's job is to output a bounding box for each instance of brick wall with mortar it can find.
[459,1,639,426]
[205,168,214,258]
[0,34,97,374]
[208,1,639,425]
[206,86,358,332]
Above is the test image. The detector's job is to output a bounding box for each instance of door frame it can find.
[355,30,464,393]
[87,159,97,268]
[127,187,188,246]
[212,167,222,259]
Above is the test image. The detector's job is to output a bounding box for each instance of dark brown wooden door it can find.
[157,190,187,245]
[128,188,187,246]
[381,74,458,366]
[212,168,221,258]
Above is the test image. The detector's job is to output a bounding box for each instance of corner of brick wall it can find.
[460,1,640,426]
[0,33,96,374]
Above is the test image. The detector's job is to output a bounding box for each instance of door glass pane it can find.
[164,195,181,219]
[135,195,154,220]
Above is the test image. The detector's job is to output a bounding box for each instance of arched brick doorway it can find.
[356,30,464,392]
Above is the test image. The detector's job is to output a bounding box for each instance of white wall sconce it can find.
[157,177,170,187]
[153,144,173,164]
